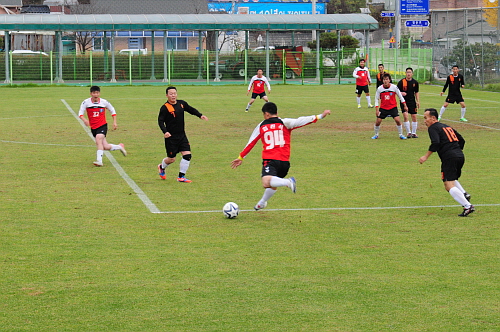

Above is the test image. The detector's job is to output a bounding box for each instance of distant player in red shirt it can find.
[231,102,330,210]
[372,73,408,140]
[245,68,271,112]
[78,85,126,167]
[352,59,373,108]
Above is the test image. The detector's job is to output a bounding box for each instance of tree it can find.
[483,0,498,28]
[307,32,359,50]
[67,1,110,54]
[441,40,500,78]
[327,0,365,14]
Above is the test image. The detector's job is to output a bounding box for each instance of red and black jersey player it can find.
[231,102,331,210]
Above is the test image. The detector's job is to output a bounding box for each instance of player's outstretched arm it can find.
[231,158,242,169]
[321,110,331,118]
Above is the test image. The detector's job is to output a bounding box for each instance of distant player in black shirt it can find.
[397,68,420,138]
[439,65,468,122]
[157,86,209,183]
[419,108,474,216]
[375,64,388,88]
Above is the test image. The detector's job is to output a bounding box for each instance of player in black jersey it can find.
[419,108,474,216]
[439,65,468,122]
[397,68,420,138]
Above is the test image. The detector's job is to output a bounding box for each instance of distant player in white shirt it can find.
[245,68,271,112]
[372,74,408,140]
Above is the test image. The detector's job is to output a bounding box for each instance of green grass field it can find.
[1,84,499,331]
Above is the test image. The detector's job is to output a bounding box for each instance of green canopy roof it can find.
[0,13,378,31]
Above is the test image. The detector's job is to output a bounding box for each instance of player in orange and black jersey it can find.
[78,85,127,167]
[157,86,208,183]
[375,64,389,88]
[439,65,468,121]
[397,67,420,138]
[231,102,330,211]
[419,108,474,217]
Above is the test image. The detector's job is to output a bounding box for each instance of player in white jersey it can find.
[78,86,126,167]
[245,69,271,112]
[372,74,408,140]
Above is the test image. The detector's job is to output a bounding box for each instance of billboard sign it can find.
[400,0,429,15]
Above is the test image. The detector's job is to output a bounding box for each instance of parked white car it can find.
[12,50,49,56]
[119,48,147,56]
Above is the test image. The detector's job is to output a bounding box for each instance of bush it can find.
[413,68,431,82]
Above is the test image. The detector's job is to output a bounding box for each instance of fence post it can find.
[128,51,132,85]
[282,49,286,84]
[168,50,171,85]
[206,50,209,85]
[89,50,93,86]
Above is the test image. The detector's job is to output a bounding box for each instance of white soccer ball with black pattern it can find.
[223,202,239,219]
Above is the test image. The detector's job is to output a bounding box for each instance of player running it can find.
[231,102,330,210]
[439,65,468,121]
[419,108,474,217]
[245,68,271,112]
[157,86,209,183]
[372,73,408,140]
[397,67,420,138]
[78,85,127,167]
[353,59,373,108]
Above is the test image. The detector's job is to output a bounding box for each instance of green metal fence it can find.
[0,47,433,86]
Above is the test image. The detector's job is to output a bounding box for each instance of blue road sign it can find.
[381,11,395,17]
[400,0,429,15]
[405,20,429,27]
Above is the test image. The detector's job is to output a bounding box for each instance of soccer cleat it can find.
[245,109,249,112]
[177,177,192,183]
[368,104,374,108]
[459,118,468,122]
[371,135,379,139]
[464,192,471,202]
[289,177,297,193]
[254,201,268,211]
[357,104,362,109]
[411,134,419,138]
[407,133,413,138]
[158,164,166,180]
[119,143,127,156]
[458,205,475,217]
[399,134,407,140]
[93,161,103,167]
[438,117,441,121]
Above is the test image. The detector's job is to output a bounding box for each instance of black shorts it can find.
[164,135,190,158]
[441,157,465,182]
[91,124,107,137]
[401,102,418,114]
[378,107,399,119]
[355,85,369,94]
[261,159,290,178]
[251,92,267,99]
[445,94,464,104]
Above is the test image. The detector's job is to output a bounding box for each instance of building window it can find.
[167,37,188,51]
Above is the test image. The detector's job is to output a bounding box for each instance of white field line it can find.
[419,90,500,104]
[0,140,93,147]
[415,114,500,131]
[61,99,160,213]
[154,204,500,214]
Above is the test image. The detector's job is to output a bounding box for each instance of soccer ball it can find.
[223,202,239,219]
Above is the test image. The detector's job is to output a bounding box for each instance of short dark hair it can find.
[405,67,413,72]
[359,59,365,64]
[90,85,100,92]
[378,64,384,67]
[382,73,392,81]
[452,65,459,69]
[257,68,263,72]
[425,108,439,119]
[166,86,177,94]
[262,102,278,115]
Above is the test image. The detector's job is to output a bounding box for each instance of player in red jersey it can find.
[231,102,330,210]
[372,73,408,140]
[78,86,126,167]
[352,59,373,108]
[245,68,271,112]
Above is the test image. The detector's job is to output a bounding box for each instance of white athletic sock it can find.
[270,176,289,188]
[356,97,361,105]
[366,96,372,105]
[412,122,418,134]
[161,159,169,169]
[179,158,190,175]
[96,150,104,162]
[109,144,120,151]
[404,121,411,135]
[449,186,471,208]
[461,107,466,118]
[439,106,446,118]
[374,125,380,136]
[246,103,252,110]
[454,180,466,193]
[259,188,277,206]
[397,125,403,135]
